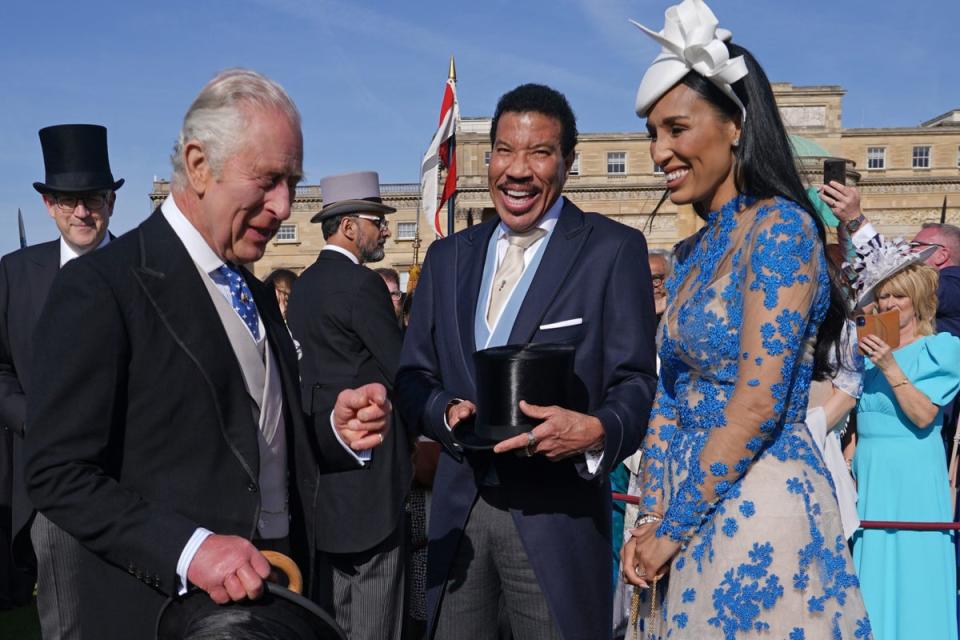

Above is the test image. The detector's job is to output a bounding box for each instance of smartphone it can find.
[823,159,846,187]
[855,309,900,349]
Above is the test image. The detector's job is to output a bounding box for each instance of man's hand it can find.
[818,181,862,222]
[446,400,476,429]
[492,401,604,460]
[333,383,390,452]
[186,535,271,605]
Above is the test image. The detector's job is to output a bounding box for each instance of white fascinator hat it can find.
[846,235,937,308]
[631,0,748,120]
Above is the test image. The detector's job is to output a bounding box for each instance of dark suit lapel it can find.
[456,220,497,383]
[508,200,592,344]
[132,209,260,482]
[27,241,60,323]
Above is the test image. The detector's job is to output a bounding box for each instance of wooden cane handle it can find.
[261,550,303,594]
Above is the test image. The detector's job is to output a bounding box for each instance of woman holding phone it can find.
[850,240,960,640]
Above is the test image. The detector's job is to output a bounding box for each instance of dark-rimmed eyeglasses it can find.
[53,193,110,212]
[350,214,388,230]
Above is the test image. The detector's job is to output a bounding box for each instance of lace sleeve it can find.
[658,202,823,543]
[637,374,677,516]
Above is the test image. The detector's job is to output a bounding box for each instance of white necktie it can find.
[487,228,546,325]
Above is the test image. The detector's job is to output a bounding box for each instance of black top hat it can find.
[33,124,124,194]
[155,583,346,640]
[452,343,577,451]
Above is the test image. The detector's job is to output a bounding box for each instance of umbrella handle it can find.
[261,550,303,594]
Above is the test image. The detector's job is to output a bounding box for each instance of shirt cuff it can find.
[584,448,604,474]
[177,527,214,595]
[330,411,370,464]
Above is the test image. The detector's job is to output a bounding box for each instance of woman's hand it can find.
[859,333,895,371]
[621,522,680,588]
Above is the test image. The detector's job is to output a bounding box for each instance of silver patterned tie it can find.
[487,228,546,325]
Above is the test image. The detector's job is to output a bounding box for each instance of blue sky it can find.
[1,0,956,256]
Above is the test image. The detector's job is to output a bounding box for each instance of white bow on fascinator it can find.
[631,0,748,120]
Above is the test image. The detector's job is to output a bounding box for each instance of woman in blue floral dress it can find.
[622,1,871,638]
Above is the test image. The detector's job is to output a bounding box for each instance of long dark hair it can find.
[678,42,845,379]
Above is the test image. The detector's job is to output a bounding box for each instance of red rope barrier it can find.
[611,493,960,532]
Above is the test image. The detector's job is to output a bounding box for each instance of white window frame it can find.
[275,223,298,243]
[396,221,417,241]
[484,151,491,166]
[653,163,664,175]
[912,145,931,169]
[866,147,885,170]
[569,152,581,176]
[607,151,627,175]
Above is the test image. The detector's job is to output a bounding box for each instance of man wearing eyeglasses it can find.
[286,171,410,639]
[0,124,119,639]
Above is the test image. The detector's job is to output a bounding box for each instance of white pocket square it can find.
[539,318,583,330]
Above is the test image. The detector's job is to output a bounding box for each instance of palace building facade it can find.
[149,83,960,288]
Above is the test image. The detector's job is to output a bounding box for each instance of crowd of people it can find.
[1,0,959,639]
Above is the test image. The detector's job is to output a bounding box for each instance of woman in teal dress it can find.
[621,1,871,637]
[851,255,960,640]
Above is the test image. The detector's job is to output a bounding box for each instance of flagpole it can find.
[446,55,457,238]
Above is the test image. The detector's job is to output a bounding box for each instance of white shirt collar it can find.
[60,233,110,267]
[322,244,360,265]
[161,195,226,274]
[496,195,564,240]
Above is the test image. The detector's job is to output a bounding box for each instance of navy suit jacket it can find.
[395,199,657,639]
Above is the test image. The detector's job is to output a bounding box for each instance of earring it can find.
[732,138,740,148]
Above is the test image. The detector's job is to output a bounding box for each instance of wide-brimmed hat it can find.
[846,234,937,308]
[631,0,748,120]
[155,582,346,640]
[452,343,577,451]
[33,124,124,194]
[310,171,396,223]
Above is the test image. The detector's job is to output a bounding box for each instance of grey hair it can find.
[648,248,674,274]
[170,68,301,190]
[921,222,960,265]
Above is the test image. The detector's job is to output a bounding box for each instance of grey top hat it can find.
[310,171,396,223]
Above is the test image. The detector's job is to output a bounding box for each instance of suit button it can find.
[247,482,258,493]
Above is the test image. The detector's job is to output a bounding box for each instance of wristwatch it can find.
[844,214,866,234]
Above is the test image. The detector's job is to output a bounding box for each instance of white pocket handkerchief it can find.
[539,317,583,331]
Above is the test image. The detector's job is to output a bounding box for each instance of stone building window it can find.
[484,151,491,166]
[570,153,581,176]
[276,223,298,243]
[866,147,885,170]
[956,146,959,168]
[397,222,417,241]
[912,146,931,169]
[653,163,664,175]
[607,151,626,175]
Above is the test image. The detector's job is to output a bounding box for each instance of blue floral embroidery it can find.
[634,196,871,638]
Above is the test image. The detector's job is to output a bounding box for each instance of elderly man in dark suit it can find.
[395,84,658,639]
[24,69,389,640]
[286,171,411,639]
[0,124,120,636]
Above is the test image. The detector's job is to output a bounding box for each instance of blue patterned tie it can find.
[215,263,261,341]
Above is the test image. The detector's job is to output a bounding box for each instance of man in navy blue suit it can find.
[395,84,658,639]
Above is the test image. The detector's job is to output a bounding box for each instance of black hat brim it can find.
[451,419,536,452]
[33,178,125,195]
[155,582,345,640]
[310,199,396,223]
